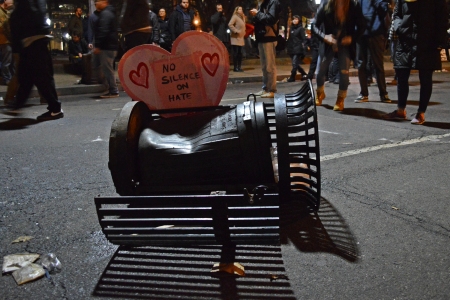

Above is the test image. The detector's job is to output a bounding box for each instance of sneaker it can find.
[411,112,425,125]
[388,79,398,85]
[37,110,64,121]
[382,109,407,120]
[100,92,119,98]
[254,90,266,96]
[380,95,391,103]
[354,94,369,103]
[261,92,275,98]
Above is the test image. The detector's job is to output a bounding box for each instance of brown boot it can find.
[315,86,325,106]
[333,89,347,111]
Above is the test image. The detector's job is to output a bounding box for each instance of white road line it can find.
[321,133,450,161]
[319,130,341,135]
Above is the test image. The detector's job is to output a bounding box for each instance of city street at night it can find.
[1,72,449,299]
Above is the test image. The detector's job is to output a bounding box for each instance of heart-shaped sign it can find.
[118,31,229,116]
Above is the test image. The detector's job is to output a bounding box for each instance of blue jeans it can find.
[258,41,277,92]
[99,50,118,94]
[396,68,433,113]
[317,46,350,91]
[0,43,13,84]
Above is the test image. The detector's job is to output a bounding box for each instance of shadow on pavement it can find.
[92,245,296,299]
[280,198,359,263]
[422,121,450,130]
[0,118,39,130]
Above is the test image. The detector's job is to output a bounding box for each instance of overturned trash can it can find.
[95,81,321,247]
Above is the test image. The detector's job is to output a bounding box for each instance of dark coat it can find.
[168,5,194,41]
[286,24,306,55]
[211,11,228,42]
[68,38,88,57]
[68,14,83,36]
[359,0,390,37]
[393,0,448,70]
[253,0,281,43]
[9,0,51,52]
[313,0,366,60]
[148,10,160,44]
[94,5,118,51]
[120,0,150,35]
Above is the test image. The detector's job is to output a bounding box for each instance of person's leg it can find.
[262,41,277,93]
[396,68,410,110]
[258,42,267,91]
[5,53,20,104]
[308,47,319,79]
[369,35,388,98]
[31,39,61,113]
[100,50,118,95]
[333,47,351,111]
[289,54,299,81]
[236,46,243,71]
[232,45,239,71]
[357,38,369,96]
[0,44,12,84]
[316,49,333,105]
[417,69,433,113]
[12,50,34,109]
[297,54,307,76]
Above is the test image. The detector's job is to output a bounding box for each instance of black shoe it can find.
[236,68,244,72]
[380,95,391,103]
[301,75,308,81]
[100,92,119,98]
[287,77,295,82]
[37,110,64,121]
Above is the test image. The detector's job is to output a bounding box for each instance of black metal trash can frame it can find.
[95,80,320,246]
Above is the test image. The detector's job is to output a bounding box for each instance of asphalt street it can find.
[0,72,449,299]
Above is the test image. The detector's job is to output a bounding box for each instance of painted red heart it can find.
[129,62,149,89]
[118,32,229,116]
[201,53,219,77]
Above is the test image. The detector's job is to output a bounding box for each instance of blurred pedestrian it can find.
[354,0,391,104]
[306,18,320,80]
[211,4,229,49]
[383,0,448,125]
[148,3,159,45]
[93,0,119,98]
[157,7,171,52]
[120,0,152,51]
[168,0,194,42]
[249,0,281,99]
[286,15,308,82]
[313,0,365,111]
[68,30,89,84]
[228,6,246,72]
[387,0,398,85]
[5,0,63,120]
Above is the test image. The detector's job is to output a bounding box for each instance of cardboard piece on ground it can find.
[118,31,229,116]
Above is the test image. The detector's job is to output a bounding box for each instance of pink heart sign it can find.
[118,31,229,115]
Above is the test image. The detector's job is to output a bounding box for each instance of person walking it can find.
[306,19,320,80]
[120,0,152,51]
[5,0,63,120]
[286,15,308,82]
[249,0,281,99]
[157,7,171,52]
[383,0,448,125]
[93,0,119,98]
[313,0,365,111]
[354,0,391,104]
[168,0,194,42]
[228,6,246,72]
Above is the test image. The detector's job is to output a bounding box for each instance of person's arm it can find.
[211,12,221,26]
[253,0,280,27]
[228,15,238,33]
[150,12,160,44]
[435,0,449,48]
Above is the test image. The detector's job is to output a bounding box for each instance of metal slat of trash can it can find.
[272,80,321,209]
[95,194,279,246]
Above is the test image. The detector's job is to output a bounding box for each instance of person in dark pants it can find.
[93,0,119,98]
[168,0,194,42]
[383,0,448,125]
[5,0,63,120]
[355,0,391,103]
[306,21,320,80]
[286,15,308,82]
